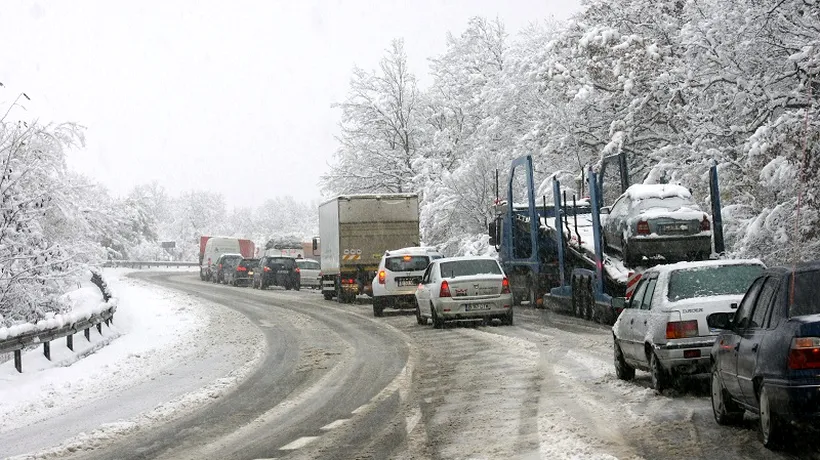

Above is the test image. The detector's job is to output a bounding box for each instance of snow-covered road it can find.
[4,271,819,459]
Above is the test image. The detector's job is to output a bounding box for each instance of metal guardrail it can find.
[1,306,116,373]
[102,260,199,269]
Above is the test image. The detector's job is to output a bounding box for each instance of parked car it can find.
[296,258,321,289]
[612,259,765,392]
[601,184,712,266]
[253,256,300,290]
[372,247,443,317]
[212,253,244,284]
[709,262,820,448]
[415,256,513,328]
[223,258,258,287]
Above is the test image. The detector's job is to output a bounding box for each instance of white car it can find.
[415,256,514,328]
[612,259,765,391]
[371,247,442,317]
[296,258,321,289]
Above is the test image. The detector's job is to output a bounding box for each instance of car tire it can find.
[621,238,635,266]
[415,301,425,325]
[711,367,743,425]
[614,339,635,381]
[294,284,301,291]
[373,298,384,317]
[759,385,785,449]
[503,309,514,326]
[323,292,333,301]
[431,305,444,329]
[650,351,671,392]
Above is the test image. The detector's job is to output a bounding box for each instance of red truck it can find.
[199,236,256,281]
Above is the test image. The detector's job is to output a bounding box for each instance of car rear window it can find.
[297,260,320,270]
[267,258,296,269]
[634,196,698,212]
[667,264,764,301]
[439,259,502,278]
[223,256,243,266]
[385,256,430,272]
[790,270,820,317]
[240,259,259,268]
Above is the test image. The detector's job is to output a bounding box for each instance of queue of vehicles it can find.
[192,169,818,448]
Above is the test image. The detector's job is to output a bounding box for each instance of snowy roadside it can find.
[0,269,265,459]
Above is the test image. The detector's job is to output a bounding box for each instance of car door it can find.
[618,277,650,363]
[630,275,658,367]
[737,276,779,407]
[716,277,764,399]
[416,263,434,314]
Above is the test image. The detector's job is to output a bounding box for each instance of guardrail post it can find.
[67,333,74,351]
[14,349,22,373]
[44,341,51,361]
[84,328,90,341]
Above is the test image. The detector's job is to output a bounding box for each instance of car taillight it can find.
[218,264,223,269]
[378,270,386,284]
[439,280,451,298]
[700,215,711,231]
[295,267,300,273]
[263,266,270,272]
[788,337,820,370]
[236,266,247,272]
[501,277,511,294]
[666,320,699,339]
[342,278,355,284]
[636,220,650,235]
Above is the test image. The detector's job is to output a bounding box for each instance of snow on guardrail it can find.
[0,269,118,373]
[102,260,199,269]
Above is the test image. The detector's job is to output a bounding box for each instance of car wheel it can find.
[294,284,301,291]
[323,291,333,301]
[415,301,425,325]
[503,309,514,326]
[711,367,743,425]
[614,339,635,381]
[621,238,634,266]
[650,351,670,392]
[759,385,785,448]
[373,298,384,317]
[431,305,444,329]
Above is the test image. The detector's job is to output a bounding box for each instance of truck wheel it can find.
[571,276,579,317]
[586,280,595,321]
[323,291,333,301]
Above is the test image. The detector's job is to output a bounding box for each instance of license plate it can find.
[464,303,492,311]
[661,223,689,233]
[397,278,418,287]
[248,271,254,275]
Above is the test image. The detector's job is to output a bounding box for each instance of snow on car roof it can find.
[385,246,441,256]
[624,184,692,201]
[644,258,765,274]
[435,255,499,263]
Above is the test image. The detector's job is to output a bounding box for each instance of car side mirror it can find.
[708,312,733,330]
[611,297,626,310]
[600,206,611,215]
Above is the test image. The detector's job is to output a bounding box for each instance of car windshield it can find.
[633,196,698,212]
[667,264,764,301]
[439,259,502,278]
[790,270,820,317]
[385,256,430,272]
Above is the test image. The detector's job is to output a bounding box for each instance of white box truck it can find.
[316,194,420,303]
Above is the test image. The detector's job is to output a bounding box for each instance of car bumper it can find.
[766,381,820,421]
[435,295,514,320]
[628,235,711,259]
[376,293,417,308]
[656,337,716,375]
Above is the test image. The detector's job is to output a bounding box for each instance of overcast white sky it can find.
[0,0,581,208]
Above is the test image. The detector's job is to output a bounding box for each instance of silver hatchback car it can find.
[415,256,513,328]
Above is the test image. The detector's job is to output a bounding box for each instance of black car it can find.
[223,258,258,287]
[709,262,820,448]
[252,256,300,290]
[212,254,244,284]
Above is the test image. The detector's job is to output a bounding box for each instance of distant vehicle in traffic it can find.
[371,247,443,317]
[223,258,258,287]
[601,184,712,266]
[611,259,765,392]
[710,262,820,448]
[253,256,301,290]
[415,256,514,328]
[296,259,321,289]
[199,236,255,281]
[212,253,244,284]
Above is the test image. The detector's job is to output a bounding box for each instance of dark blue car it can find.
[709,262,820,448]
